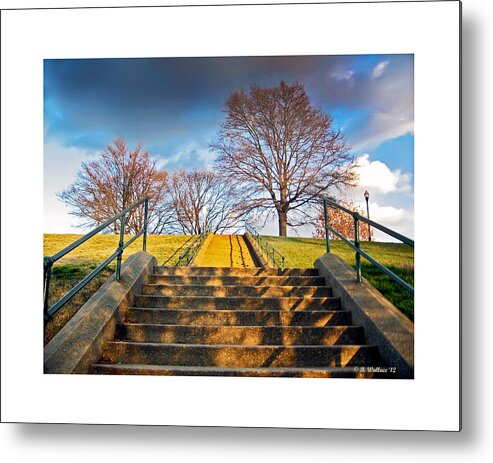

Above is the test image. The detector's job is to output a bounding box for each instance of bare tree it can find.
[169,170,242,234]
[212,81,356,236]
[58,138,173,234]
[313,198,373,241]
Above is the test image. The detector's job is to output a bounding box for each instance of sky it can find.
[44,54,414,240]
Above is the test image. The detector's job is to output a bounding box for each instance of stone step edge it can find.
[90,363,380,377]
[150,274,321,278]
[104,340,375,349]
[127,307,346,313]
[142,284,331,289]
[135,295,339,301]
[147,273,325,286]
[154,267,315,271]
[117,322,358,329]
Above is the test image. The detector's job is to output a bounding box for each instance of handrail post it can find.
[353,213,361,283]
[116,213,126,280]
[323,198,331,253]
[143,197,149,252]
[43,257,53,325]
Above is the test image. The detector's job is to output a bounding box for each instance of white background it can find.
[0,0,486,461]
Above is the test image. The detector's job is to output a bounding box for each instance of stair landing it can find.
[193,234,257,267]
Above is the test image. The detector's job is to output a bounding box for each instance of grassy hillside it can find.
[263,236,414,321]
[43,234,192,344]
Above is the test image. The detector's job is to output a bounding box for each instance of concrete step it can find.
[154,266,318,277]
[133,295,341,311]
[115,323,365,345]
[148,274,326,286]
[100,341,379,368]
[91,364,385,378]
[125,308,352,326]
[141,284,333,298]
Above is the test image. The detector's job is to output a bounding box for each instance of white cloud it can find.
[351,154,412,195]
[350,201,414,243]
[359,202,414,241]
[336,155,414,241]
[330,69,354,81]
[372,61,389,78]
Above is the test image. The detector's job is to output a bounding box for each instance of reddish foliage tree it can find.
[313,199,373,241]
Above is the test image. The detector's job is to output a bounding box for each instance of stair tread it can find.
[156,266,314,269]
[128,307,344,312]
[149,275,322,279]
[141,284,332,297]
[91,363,381,378]
[143,284,329,289]
[136,295,337,300]
[117,322,356,329]
[105,340,375,349]
[151,269,319,279]
[150,274,321,278]
[115,322,365,345]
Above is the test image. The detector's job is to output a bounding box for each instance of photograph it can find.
[43,54,414,379]
[1,0,461,433]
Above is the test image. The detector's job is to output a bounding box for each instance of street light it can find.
[364,190,371,241]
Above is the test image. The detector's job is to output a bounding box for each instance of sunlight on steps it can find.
[193,234,257,268]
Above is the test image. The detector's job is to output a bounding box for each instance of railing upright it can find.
[323,198,330,253]
[43,258,53,322]
[353,213,361,283]
[143,197,149,252]
[116,212,126,280]
[322,196,413,294]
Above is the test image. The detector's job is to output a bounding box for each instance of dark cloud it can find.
[313,55,414,148]
[44,54,413,160]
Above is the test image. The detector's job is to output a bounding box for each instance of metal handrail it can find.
[245,224,285,268]
[322,196,414,295]
[43,197,149,323]
[177,230,208,266]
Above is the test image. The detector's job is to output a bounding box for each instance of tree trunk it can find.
[278,210,288,237]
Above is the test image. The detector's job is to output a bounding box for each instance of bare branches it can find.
[58,138,172,234]
[212,81,356,236]
[169,170,243,235]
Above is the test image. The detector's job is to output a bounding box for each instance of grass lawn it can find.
[263,236,414,321]
[43,234,192,344]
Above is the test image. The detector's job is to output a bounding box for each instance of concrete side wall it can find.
[314,253,414,379]
[243,232,269,268]
[44,251,157,374]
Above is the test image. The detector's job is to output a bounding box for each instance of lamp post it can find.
[364,190,371,241]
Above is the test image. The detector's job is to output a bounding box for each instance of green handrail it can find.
[43,197,149,324]
[245,224,285,268]
[322,196,414,295]
[177,230,208,266]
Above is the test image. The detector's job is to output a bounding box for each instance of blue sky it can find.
[44,54,414,238]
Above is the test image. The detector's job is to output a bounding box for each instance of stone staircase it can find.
[91,266,382,378]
